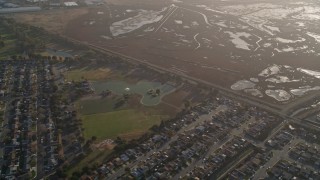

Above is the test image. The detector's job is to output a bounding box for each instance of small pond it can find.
[92,81,175,106]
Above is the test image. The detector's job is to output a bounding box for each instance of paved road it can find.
[262,120,288,144]
[281,91,320,115]
[217,149,254,180]
[107,105,224,179]
[173,138,229,180]
[59,35,285,113]
[106,103,302,179]
[173,113,257,179]
[57,35,320,131]
[49,28,320,179]
[52,33,320,132]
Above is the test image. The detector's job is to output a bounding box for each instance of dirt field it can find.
[12,8,88,34]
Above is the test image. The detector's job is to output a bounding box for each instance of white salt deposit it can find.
[293,14,320,20]
[259,64,281,77]
[110,10,164,36]
[216,21,228,28]
[144,27,154,32]
[101,35,112,40]
[225,31,251,50]
[266,76,300,83]
[275,45,308,52]
[264,25,280,32]
[192,21,199,26]
[290,86,320,96]
[231,80,256,90]
[297,68,320,79]
[296,22,305,27]
[275,37,305,43]
[265,89,291,101]
[306,32,320,43]
[244,89,263,97]
[175,20,183,24]
[263,43,272,48]
[250,78,259,82]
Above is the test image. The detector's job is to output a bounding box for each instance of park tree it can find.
[71,171,81,179]
[0,40,4,48]
[150,124,159,132]
[125,167,131,174]
[123,93,130,101]
[79,136,85,143]
[159,120,165,129]
[184,100,191,109]
[11,55,17,60]
[85,139,92,147]
[115,136,125,145]
[56,169,67,178]
[91,136,97,142]
[156,88,161,95]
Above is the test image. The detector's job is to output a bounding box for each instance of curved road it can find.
[56,35,320,130]
[61,36,283,111]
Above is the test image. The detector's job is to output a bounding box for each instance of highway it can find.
[60,35,284,112]
[53,34,320,130]
[50,33,320,179]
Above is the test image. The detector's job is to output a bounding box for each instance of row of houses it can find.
[1,60,36,179]
[245,114,280,140]
[289,142,320,169]
[266,131,293,149]
[81,95,289,179]
[228,151,272,179]
[184,137,251,179]
[268,159,319,179]
[0,59,61,179]
[84,100,220,179]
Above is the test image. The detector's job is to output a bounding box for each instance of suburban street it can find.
[108,104,226,179]
[253,138,303,179]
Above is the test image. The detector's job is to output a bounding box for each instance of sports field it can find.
[65,67,111,81]
[81,109,167,140]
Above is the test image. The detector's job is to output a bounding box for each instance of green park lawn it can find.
[67,149,112,177]
[65,67,111,81]
[81,109,167,141]
[0,29,18,59]
[76,97,126,115]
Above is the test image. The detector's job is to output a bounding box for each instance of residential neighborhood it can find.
[0,56,319,179]
[0,59,84,179]
[1,1,320,178]
[72,96,320,179]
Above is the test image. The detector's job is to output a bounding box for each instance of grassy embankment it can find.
[0,27,18,59]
